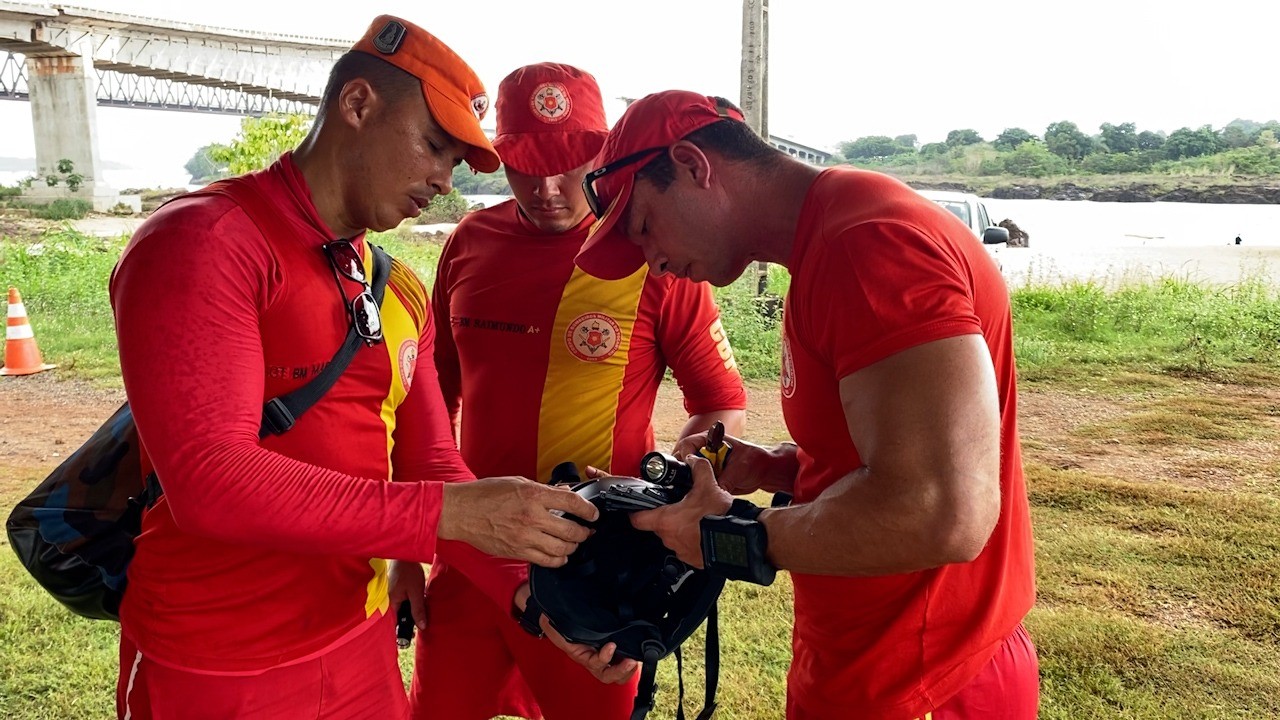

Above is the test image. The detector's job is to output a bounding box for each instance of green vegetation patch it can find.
[1029,464,1280,646]
[1013,277,1280,384]
[710,265,787,381]
[1073,394,1270,446]
[0,229,126,382]
[1031,606,1280,719]
[0,474,121,719]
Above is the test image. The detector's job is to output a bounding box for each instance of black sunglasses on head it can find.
[581,146,666,220]
[322,240,383,346]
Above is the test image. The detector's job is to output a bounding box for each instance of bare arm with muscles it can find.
[633,334,1002,576]
[759,333,1001,575]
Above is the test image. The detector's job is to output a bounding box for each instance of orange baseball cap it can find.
[574,90,744,279]
[353,15,500,173]
[492,63,608,177]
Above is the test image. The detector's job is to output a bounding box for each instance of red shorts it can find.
[928,624,1039,720]
[409,565,639,720]
[117,611,409,720]
[786,623,1039,720]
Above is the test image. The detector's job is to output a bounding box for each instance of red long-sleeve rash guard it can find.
[109,157,520,672]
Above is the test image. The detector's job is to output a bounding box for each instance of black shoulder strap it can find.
[140,244,390,506]
[139,180,394,504]
[673,604,720,720]
[188,178,393,437]
[260,244,390,437]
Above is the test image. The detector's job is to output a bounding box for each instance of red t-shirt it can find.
[780,168,1035,717]
[110,154,519,673]
[432,200,747,483]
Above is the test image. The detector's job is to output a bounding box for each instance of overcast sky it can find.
[2,0,1278,181]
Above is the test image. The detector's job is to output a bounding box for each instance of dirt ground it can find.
[2,372,1277,494]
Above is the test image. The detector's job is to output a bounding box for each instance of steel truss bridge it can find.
[0,2,345,115]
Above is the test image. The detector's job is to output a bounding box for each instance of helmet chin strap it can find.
[629,605,720,720]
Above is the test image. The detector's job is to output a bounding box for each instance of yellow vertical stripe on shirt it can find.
[535,264,648,483]
[365,558,389,618]
[378,268,420,474]
[366,254,423,619]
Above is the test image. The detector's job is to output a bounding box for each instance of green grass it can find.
[1011,277,1280,386]
[1028,466,1280,718]
[0,228,125,382]
[0,228,445,386]
[7,457,1280,717]
[1,469,123,719]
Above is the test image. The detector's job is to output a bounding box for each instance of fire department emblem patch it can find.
[531,82,571,123]
[780,330,796,399]
[398,339,418,392]
[471,93,490,120]
[566,312,620,362]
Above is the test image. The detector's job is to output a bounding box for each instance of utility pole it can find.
[740,0,770,296]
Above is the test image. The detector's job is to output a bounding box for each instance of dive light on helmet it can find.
[639,451,691,489]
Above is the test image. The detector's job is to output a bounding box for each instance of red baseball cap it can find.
[574,90,744,279]
[353,15,500,173]
[492,63,608,177]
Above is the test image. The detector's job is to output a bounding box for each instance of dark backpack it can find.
[5,180,391,621]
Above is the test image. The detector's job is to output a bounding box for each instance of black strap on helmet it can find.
[630,639,666,720]
[629,604,720,720]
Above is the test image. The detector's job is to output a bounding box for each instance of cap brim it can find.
[492,130,607,177]
[573,179,646,280]
[424,82,500,173]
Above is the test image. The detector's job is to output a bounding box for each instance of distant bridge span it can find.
[0,1,344,207]
[0,3,834,208]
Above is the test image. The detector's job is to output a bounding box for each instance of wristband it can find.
[515,597,546,638]
[727,498,764,521]
[700,514,776,586]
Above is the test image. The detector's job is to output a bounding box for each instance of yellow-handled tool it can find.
[697,420,732,473]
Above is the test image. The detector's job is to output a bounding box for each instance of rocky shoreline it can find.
[908,180,1280,205]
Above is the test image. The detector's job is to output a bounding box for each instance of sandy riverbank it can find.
[996,244,1280,288]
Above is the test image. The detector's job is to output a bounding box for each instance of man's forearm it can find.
[680,408,747,440]
[760,464,997,577]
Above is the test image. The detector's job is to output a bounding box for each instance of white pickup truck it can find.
[917,189,1010,248]
[917,189,1011,269]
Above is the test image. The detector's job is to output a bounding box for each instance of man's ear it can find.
[668,141,714,190]
[335,78,378,130]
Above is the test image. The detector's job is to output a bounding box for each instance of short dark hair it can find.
[636,105,783,191]
[317,51,420,115]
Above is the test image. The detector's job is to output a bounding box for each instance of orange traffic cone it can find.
[2,287,57,376]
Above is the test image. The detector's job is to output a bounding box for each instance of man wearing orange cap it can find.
[563,91,1039,719]
[109,18,605,720]
[397,65,747,720]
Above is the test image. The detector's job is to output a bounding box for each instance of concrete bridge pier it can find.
[24,39,118,211]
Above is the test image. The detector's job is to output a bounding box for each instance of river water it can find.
[967,199,1280,287]
[421,194,1280,288]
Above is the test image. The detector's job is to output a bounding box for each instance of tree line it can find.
[186,115,1280,194]
[836,119,1280,178]
[184,114,509,198]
